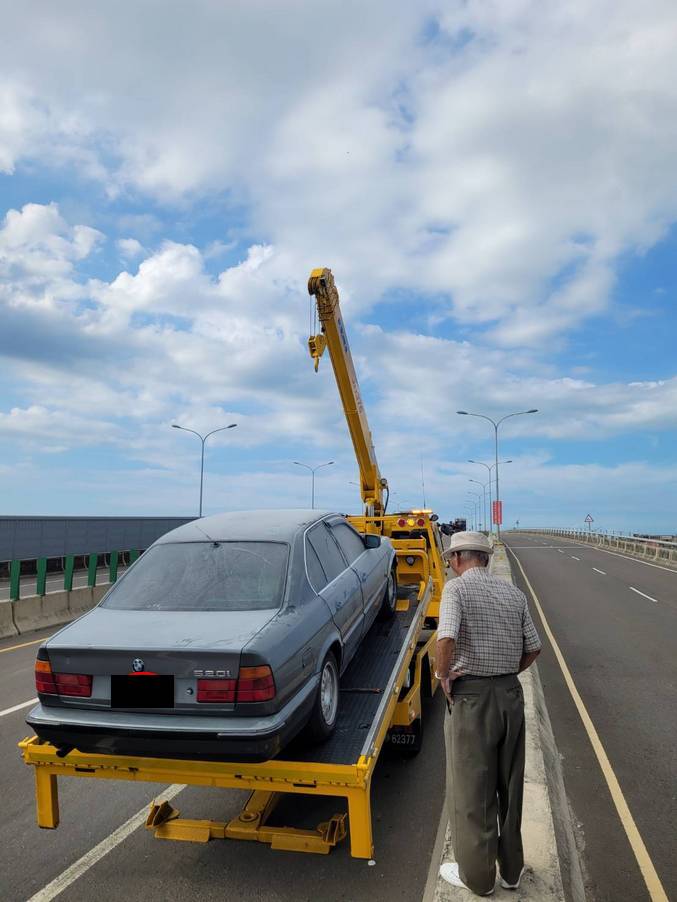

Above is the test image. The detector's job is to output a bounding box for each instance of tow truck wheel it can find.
[306,652,340,741]
[377,568,397,620]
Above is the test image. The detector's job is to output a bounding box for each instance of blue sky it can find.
[0,1,676,534]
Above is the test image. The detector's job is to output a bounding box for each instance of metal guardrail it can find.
[1,550,141,601]
[513,528,677,566]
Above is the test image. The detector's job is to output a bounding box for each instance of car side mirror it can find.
[364,534,381,549]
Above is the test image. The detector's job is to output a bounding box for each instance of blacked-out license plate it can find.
[111,675,174,708]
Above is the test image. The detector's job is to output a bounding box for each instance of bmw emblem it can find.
[132,658,145,672]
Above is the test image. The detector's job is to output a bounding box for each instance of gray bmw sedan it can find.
[27,509,397,762]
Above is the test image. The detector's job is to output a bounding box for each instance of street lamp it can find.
[459,410,538,540]
[467,491,481,531]
[468,460,512,536]
[469,479,489,532]
[172,422,238,517]
[293,460,334,508]
[463,504,476,531]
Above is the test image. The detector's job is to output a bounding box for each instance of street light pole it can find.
[459,410,538,540]
[467,491,481,531]
[468,459,513,537]
[293,461,334,508]
[463,504,475,531]
[469,479,487,531]
[172,422,238,517]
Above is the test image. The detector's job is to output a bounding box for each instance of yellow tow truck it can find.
[19,267,447,860]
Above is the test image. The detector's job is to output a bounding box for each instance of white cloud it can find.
[116,237,144,259]
[1,2,677,343]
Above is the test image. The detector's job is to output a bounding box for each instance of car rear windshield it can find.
[101,542,289,612]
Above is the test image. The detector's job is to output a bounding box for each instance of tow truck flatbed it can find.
[20,579,435,859]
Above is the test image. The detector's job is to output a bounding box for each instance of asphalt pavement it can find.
[0,626,446,902]
[503,533,676,902]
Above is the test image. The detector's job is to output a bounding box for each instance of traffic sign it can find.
[584,514,594,523]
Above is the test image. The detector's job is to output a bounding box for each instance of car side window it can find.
[307,523,346,585]
[305,539,328,592]
[330,522,365,564]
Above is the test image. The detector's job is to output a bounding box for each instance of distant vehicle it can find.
[27,510,397,762]
[439,518,467,536]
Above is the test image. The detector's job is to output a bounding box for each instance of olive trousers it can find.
[444,674,526,896]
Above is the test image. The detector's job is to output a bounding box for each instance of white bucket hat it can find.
[447,531,493,555]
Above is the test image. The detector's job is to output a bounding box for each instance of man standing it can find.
[435,531,542,896]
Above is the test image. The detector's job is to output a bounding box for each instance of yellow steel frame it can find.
[307,268,387,519]
[20,580,434,859]
[348,513,449,620]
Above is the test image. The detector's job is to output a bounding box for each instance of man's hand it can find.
[440,671,464,704]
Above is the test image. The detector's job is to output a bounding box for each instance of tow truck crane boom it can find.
[307,267,388,519]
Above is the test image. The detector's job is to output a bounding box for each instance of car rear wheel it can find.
[306,652,339,741]
[377,568,397,620]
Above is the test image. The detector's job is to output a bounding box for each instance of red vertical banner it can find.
[492,500,503,525]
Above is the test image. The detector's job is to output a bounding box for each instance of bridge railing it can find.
[513,528,677,566]
[1,550,142,601]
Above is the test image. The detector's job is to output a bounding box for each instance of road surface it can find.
[504,532,676,902]
[0,627,445,902]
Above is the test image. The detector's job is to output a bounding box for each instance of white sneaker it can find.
[439,862,494,896]
[500,866,526,889]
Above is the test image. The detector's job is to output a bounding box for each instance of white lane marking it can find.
[557,549,564,554]
[629,586,658,604]
[0,697,37,717]
[27,783,186,902]
[553,539,677,574]
[593,568,606,575]
[571,556,580,561]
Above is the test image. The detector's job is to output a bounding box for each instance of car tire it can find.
[377,567,397,620]
[306,651,340,742]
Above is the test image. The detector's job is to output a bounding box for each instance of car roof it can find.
[154,509,335,545]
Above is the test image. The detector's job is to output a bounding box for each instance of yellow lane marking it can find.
[508,546,669,902]
[0,636,49,654]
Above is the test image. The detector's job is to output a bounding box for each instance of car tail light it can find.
[196,667,276,703]
[197,678,237,702]
[55,673,92,697]
[417,518,425,527]
[237,665,275,702]
[35,659,57,695]
[35,660,92,697]
[397,518,406,527]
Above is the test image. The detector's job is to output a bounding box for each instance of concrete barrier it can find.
[0,582,111,638]
[13,590,72,634]
[68,584,108,618]
[0,600,18,638]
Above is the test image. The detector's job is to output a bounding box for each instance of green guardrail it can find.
[4,550,142,601]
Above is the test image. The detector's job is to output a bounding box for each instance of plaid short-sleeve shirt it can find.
[437,566,541,677]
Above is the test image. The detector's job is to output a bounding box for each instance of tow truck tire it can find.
[306,651,340,742]
[377,568,397,620]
